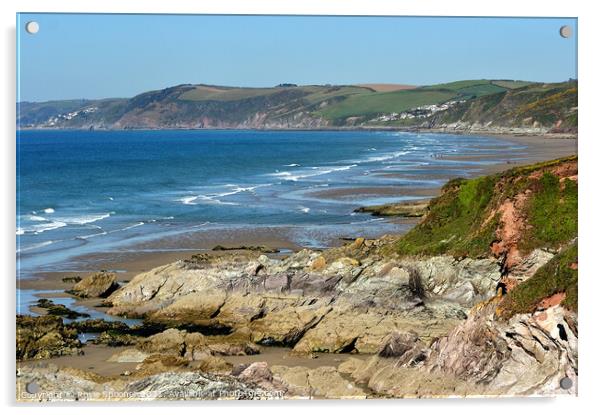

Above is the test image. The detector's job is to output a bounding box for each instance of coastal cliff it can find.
[17,80,577,134]
[17,156,578,400]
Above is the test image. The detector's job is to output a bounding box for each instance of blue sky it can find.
[17,14,577,102]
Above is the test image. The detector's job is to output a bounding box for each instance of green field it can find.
[317,89,456,120]
[423,79,527,97]
[491,80,534,89]
[301,85,373,104]
[178,86,284,101]
[423,79,493,91]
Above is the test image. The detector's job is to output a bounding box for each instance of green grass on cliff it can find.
[396,175,498,257]
[521,172,577,252]
[498,242,578,318]
[397,156,578,258]
[317,89,456,121]
[422,80,508,97]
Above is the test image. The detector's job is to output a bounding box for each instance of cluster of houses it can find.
[371,99,465,123]
[46,106,98,126]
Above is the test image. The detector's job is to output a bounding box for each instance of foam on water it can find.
[268,164,357,181]
[17,129,527,277]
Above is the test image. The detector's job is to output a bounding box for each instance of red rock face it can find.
[488,159,577,274]
[537,292,567,310]
[490,193,528,270]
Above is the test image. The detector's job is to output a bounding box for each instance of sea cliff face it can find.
[17,157,577,400]
[17,80,577,134]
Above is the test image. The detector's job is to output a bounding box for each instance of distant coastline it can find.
[17,80,577,134]
[17,125,578,140]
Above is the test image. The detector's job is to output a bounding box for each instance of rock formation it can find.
[67,271,120,298]
[104,246,505,354]
[17,315,82,360]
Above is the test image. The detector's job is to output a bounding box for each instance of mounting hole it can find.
[559,25,572,39]
[560,376,573,390]
[25,21,39,35]
[25,381,39,394]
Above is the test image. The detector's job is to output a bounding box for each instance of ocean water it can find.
[17,129,525,278]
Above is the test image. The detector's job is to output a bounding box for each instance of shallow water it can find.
[17,288,141,326]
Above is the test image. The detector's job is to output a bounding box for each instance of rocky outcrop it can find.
[68,271,119,298]
[90,331,140,347]
[34,299,90,319]
[17,315,82,360]
[17,243,575,399]
[344,298,577,397]
[291,305,460,354]
[98,328,257,379]
[354,201,428,218]
[377,331,421,358]
[397,256,501,306]
[17,364,280,401]
[67,319,130,333]
[271,365,367,399]
[105,246,507,353]
[137,328,208,359]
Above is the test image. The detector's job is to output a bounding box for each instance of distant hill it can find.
[17,79,577,133]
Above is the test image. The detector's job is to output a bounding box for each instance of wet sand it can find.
[18,343,369,379]
[468,134,577,174]
[222,346,370,369]
[310,186,440,201]
[18,345,139,378]
[19,227,303,291]
[308,134,576,204]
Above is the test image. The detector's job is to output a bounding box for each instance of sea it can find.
[17,129,526,280]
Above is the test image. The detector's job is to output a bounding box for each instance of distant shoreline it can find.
[18,126,577,140]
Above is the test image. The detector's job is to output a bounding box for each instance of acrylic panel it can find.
[16,13,578,401]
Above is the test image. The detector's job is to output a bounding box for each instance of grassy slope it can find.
[396,174,499,257]
[301,86,373,104]
[423,79,510,97]
[429,81,577,130]
[396,156,578,258]
[179,85,287,101]
[491,80,534,89]
[317,89,457,121]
